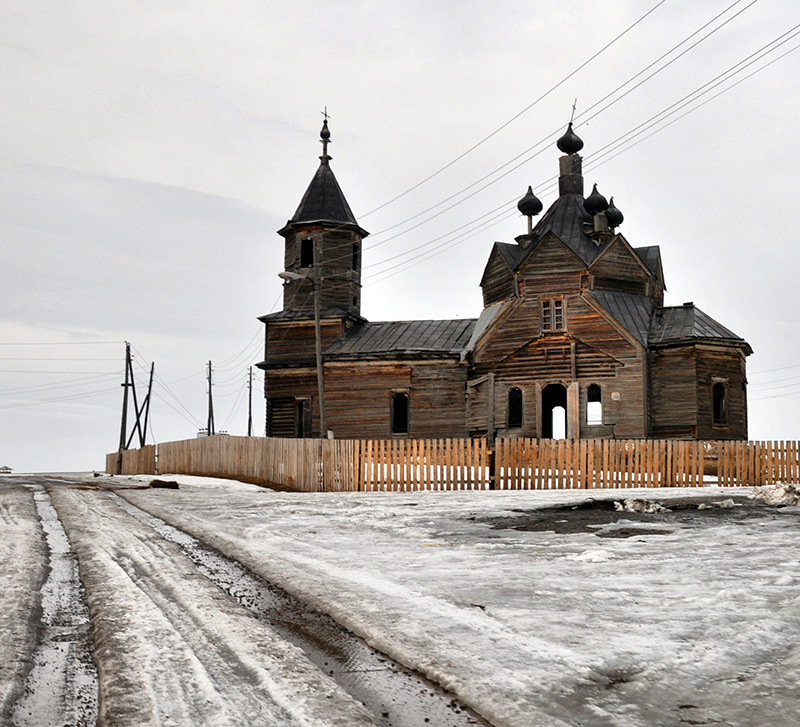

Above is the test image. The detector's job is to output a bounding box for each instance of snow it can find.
[48,486,377,727]
[0,482,47,720]
[751,484,800,506]
[116,478,800,727]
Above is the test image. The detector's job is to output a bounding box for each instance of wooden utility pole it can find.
[247,366,253,437]
[312,236,327,437]
[206,361,216,436]
[118,342,132,451]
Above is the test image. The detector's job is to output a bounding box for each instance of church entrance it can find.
[541,383,567,439]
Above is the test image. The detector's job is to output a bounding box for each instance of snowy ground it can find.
[2,474,799,726]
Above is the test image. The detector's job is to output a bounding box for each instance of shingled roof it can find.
[325,319,476,359]
[650,305,751,351]
[587,290,654,347]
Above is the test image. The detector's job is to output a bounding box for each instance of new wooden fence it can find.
[107,436,800,493]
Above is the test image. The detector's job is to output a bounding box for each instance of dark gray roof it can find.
[588,291,654,347]
[325,319,476,358]
[650,305,749,350]
[633,245,663,281]
[495,242,526,269]
[526,193,602,266]
[259,306,362,322]
[284,158,363,232]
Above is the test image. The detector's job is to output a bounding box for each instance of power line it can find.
[356,0,755,252]
[352,26,800,285]
[360,0,670,218]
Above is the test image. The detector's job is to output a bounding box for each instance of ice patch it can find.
[567,549,613,563]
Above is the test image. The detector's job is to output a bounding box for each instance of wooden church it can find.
[258,121,751,441]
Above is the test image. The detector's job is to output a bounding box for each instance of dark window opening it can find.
[295,399,311,438]
[587,383,602,426]
[541,383,567,439]
[391,392,409,434]
[352,296,358,307]
[300,238,314,268]
[352,242,360,270]
[507,387,523,428]
[712,382,727,426]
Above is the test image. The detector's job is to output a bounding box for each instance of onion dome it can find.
[517,186,543,217]
[556,122,584,155]
[606,196,624,227]
[320,119,331,140]
[584,183,608,215]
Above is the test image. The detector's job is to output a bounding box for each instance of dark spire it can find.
[278,118,367,236]
[584,183,608,215]
[320,117,331,162]
[556,122,584,155]
[606,197,624,228]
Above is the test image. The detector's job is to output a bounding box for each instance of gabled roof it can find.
[525,193,603,266]
[325,319,476,358]
[587,290,654,347]
[650,305,751,352]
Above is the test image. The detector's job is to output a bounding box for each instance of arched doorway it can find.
[541,383,567,439]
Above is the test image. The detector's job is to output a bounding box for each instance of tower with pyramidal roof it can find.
[258,121,750,440]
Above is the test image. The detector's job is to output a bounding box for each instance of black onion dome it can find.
[606,196,624,227]
[320,119,331,140]
[517,186,543,216]
[584,183,608,215]
[556,122,584,154]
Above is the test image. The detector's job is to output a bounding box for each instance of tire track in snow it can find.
[49,485,376,727]
[11,486,98,727]
[108,491,491,727]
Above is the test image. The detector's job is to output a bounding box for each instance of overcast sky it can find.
[2,0,799,472]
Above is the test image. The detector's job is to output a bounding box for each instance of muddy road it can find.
[1,476,489,726]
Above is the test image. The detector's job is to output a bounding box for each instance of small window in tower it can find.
[391,392,409,434]
[507,387,523,428]
[300,238,314,268]
[352,242,360,270]
[712,382,727,426]
[541,298,565,331]
[587,384,602,426]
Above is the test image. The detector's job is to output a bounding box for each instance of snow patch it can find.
[614,498,669,513]
[750,484,800,506]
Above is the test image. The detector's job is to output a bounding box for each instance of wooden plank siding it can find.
[109,437,799,493]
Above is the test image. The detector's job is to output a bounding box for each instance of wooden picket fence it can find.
[107,436,800,493]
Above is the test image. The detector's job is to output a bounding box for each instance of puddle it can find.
[12,489,98,727]
[485,495,781,537]
[109,492,490,727]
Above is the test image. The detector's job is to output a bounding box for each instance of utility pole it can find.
[118,342,132,451]
[247,366,253,437]
[206,360,216,436]
[312,236,327,437]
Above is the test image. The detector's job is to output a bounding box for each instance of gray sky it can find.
[2,0,799,472]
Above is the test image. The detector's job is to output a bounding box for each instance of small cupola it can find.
[584,184,613,244]
[606,196,624,229]
[557,123,584,196]
[517,185,543,241]
[556,122,584,154]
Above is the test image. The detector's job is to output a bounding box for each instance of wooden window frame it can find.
[541,297,566,332]
[586,383,602,426]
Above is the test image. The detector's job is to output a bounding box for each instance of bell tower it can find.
[276,118,369,319]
